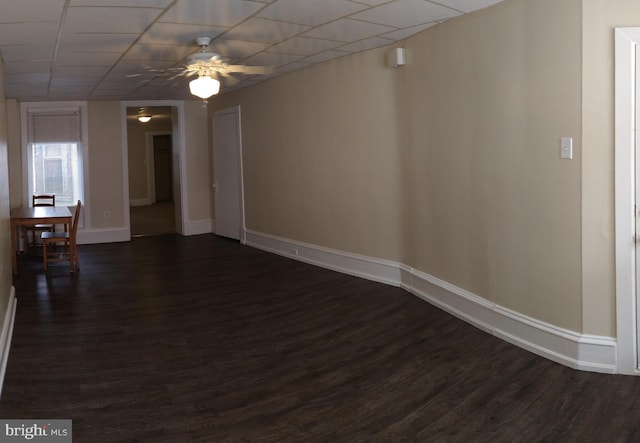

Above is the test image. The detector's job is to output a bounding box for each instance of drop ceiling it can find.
[1,0,504,102]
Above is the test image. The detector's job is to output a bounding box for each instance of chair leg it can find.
[42,241,48,271]
[73,245,80,272]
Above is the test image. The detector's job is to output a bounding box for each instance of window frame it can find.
[20,101,89,213]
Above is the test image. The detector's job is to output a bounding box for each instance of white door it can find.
[635,43,640,366]
[212,106,244,240]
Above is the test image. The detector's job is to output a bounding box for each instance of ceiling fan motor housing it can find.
[195,36,212,48]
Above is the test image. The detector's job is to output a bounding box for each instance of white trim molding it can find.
[245,229,617,374]
[183,219,213,236]
[77,228,130,245]
[129,198,152,207]
[615,27,640,375]
[77,220,212,243]
[0,287,17,398]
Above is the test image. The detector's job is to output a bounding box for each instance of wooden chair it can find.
[42,200,81,272]
[26,194,56,251]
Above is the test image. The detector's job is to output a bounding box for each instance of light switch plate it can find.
[560,137,573,159]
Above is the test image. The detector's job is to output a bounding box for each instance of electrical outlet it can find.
[103,210,110,219]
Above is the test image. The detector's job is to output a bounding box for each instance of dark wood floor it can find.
[3,234,640,442]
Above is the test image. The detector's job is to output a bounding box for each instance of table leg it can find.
[11,221,17,274]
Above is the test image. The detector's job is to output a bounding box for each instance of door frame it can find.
[121,100,187,237]
[615,27,640,375]
[212,105,246,242]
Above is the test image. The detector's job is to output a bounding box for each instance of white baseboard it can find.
[129,198,152,207]
[183,219,213,236]
[77,228,130,244]
[244,229,617,374]
[76,219,213,243]
[244,230,403,286]
[0,287,17,398]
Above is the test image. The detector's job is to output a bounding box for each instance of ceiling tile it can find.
[95,81,145,90]
[58,34,139,53]
[301,50,350,64]
[0,45,55,62]
[0,23,60,46]
[110,60,176,73]
[4,85,49,97]
[349,0,390,5]
[0,0,65,22]
[53,66,111,77]
[159,0,264,27]
[350,0,461,28]
[223,18,310,44]
[276,61,312,74]
[338,37,394,53]
[54,52,123,66]
[102,73,156,85]
[257,0,367,26]
[302,18,395,42]
[70,0,172,6]
[51,78,100,87]
[138,23,227,46]
[49,86,95,95]
[91,90,137,98]
[3,61,52,74]
[4,73,51,84]
[434,0,504,13]
[242,52,304,68]
[268,37,344,56]
[382,22,438,41]
[208,39,271,60]
[123,44,194,62]
[64,6,163,34]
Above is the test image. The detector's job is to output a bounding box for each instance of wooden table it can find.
[10,206,72,273]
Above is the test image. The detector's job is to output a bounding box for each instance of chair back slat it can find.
[70,200,82,239]
[33,194,55,207]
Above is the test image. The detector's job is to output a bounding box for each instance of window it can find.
[22,103,87,207]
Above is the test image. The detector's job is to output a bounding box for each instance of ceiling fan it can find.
[128,36,274,100]
[180,36,275,100]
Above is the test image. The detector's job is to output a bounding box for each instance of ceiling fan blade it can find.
[217,71,242,86]
[186,52,223,66]
[167,71,187,81]
[226,65,274,75]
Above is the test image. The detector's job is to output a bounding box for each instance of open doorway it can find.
[126,106,176,237]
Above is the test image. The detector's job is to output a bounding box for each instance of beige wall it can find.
[210,48,405,260]
[183,101,211,222]
[399,0,583,330]
[209,0,588,332]
[0,60,12,335]
[88,101,125,230]
[6,99,20,210]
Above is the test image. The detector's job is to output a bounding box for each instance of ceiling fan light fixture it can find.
[189,75,220,99]
[137,115,152,123]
